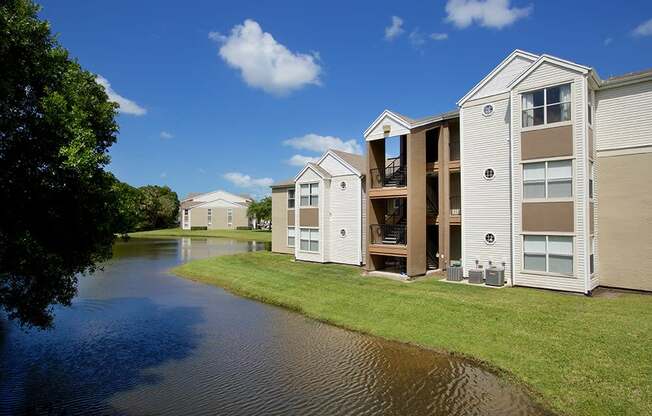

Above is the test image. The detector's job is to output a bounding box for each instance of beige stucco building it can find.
[180,190,253,230]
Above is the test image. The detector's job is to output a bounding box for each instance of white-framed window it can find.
[483,168,495,180]
[288,188,295,209]
[522,83,571,127]
[523,160,572,200]
[300,183,319,207]
[485,233,496,245]
[483,104,494,116]
[589,161,594,200]
[207,208,212,225]
[587,90,593,126]
[523,235,574,275]
[300,228,319,252]
[287,227,295,247]
[227,208,233,227]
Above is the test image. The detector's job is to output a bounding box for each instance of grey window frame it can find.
[522,83,572,128]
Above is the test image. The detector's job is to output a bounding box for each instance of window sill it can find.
[522,198,573,204]
[297,249,320,254]
[521,120,572,133]
[521,269,575,279]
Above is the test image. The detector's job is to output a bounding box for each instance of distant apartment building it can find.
[271,150,366,266]
[180,190,253,230]
[363,50,652,293]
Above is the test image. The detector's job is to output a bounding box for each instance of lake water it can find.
[0,237,553,415]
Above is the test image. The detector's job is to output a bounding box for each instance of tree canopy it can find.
[247,197,272,226]
[0,0,120,328]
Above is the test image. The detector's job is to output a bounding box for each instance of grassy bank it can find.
[128,228,271,242]
[172,251,652,416]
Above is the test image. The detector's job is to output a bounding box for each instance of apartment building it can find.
[364,50,652,293]
[180,190,252,230]
[271,150,366,266]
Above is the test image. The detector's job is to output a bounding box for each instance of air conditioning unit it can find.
[447,263,464,281]
[468,267,484,284]
[485,266,505,287]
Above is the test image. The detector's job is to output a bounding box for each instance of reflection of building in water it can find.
[179,237,267,262]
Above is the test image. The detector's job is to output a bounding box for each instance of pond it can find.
[0,237,553,415]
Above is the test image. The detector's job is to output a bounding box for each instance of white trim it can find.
[459,106,465,273]
[294,163,330,182]
[316,150,363,177]
[597,144,652,157]
[508,54,590,90]
[457,49,539,106]
[363,109,412,139]
[193,198,246,209]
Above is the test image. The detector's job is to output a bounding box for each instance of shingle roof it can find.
[271,178,295,188]
[330,149,366,174]
[601,68,652,86]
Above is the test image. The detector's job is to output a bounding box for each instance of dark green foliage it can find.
[0,0,119,328]
[136,185,180,230]
[247,197,271,225]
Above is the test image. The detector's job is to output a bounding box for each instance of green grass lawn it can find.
[128,227,271,242]
[172,251,652,416]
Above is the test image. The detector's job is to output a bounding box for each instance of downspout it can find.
[508,98,515,287]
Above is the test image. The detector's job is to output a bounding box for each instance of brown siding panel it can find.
[521,125,573,160]
[407,130,427,277]
[272,187,293,254]
[287,209,295,226]
[299,208,319,227]
[522,202,574,232]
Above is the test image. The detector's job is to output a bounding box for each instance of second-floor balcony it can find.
[370,157,407,189]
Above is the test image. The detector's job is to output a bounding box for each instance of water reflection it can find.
[0,238,553,416]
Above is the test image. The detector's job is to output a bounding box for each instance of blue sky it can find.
[39,0,652,199]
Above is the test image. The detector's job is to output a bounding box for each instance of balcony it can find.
[369,224,408,257]
[370,158,406,189]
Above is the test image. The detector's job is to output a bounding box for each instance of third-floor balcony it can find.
[370,157,407,189]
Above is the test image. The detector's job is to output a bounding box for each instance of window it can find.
[523,235,573,275]
[227,208,233,227]
[287,227,295,247]
[483,104,494,116]
[522,84,571,127]
[587,91,593,125]
[340,181,347,190]
[300,183,319,207]
[300,228,319,252]
[589,161,594,199]
[207,208,212,225]
[340,229,346,238]
[485,233,496,245]
[288,189,295,209]
[484,168,495,180]
[523,160,572,199]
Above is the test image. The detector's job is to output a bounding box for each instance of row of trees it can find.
[247,196,272,228]
[112,180,180,236]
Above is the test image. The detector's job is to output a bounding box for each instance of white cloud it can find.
[604,37,613,46]
[445,0,532,29]
[409,29,426,47]
[160,131,173,139]
[287,154,319,166]
[633,18,652,37]
[209,19,321,95]
[385,16,405,40]
[430,32,449,40]
[160,172,167,179]
[223,172,274,189]
[283,133,363,155]
[95,75,147,116]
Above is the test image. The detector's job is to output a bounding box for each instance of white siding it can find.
[510,61,588,293]
[470,56,535,101]
[361,177,367,265]
[326,174,362,265]
[460,98,512,278]
[595,80,652,151]
[320,154,355,176]
[295,168,323,263]
[366,114,410,141]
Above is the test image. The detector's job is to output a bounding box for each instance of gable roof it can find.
[457,49,539,106]
[193,198,248,209]
[271,178,295,189]
[600,67,652,89]
[364,108,459,139]
[507,53,591,89]
[294,162,332,182]
[363,109,412,139]
[186,189,252,204]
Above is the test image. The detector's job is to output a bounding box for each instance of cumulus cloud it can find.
[430,32,449,40]
[633,18,652,37]
[445,0,532,29]
[287,154,319,166]
[160,131,173,139]
[209,19,321,95]
[283,133,363,155]
[603,37,613,46]
[385,16,405,40]
[409,29,426,47]
[223,172,274,189]
[95,75,147,116]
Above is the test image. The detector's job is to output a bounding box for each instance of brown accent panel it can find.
[368,244,407,257]
[438,125,451,270]
[521,125,573,160]
[598,152,652,291]
[522,202,574,232]
[366,140,386,271]
[271,187,293,254]
[588,127,594,159]
[407,131,427,277]
[287,209,295,226]
[589,203,594,235]
[299,208,319,227]
[368,187,408,199]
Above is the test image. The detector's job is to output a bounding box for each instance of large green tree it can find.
[247,197,271,227]
[137,185,180,230]
[0,0,120,328]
